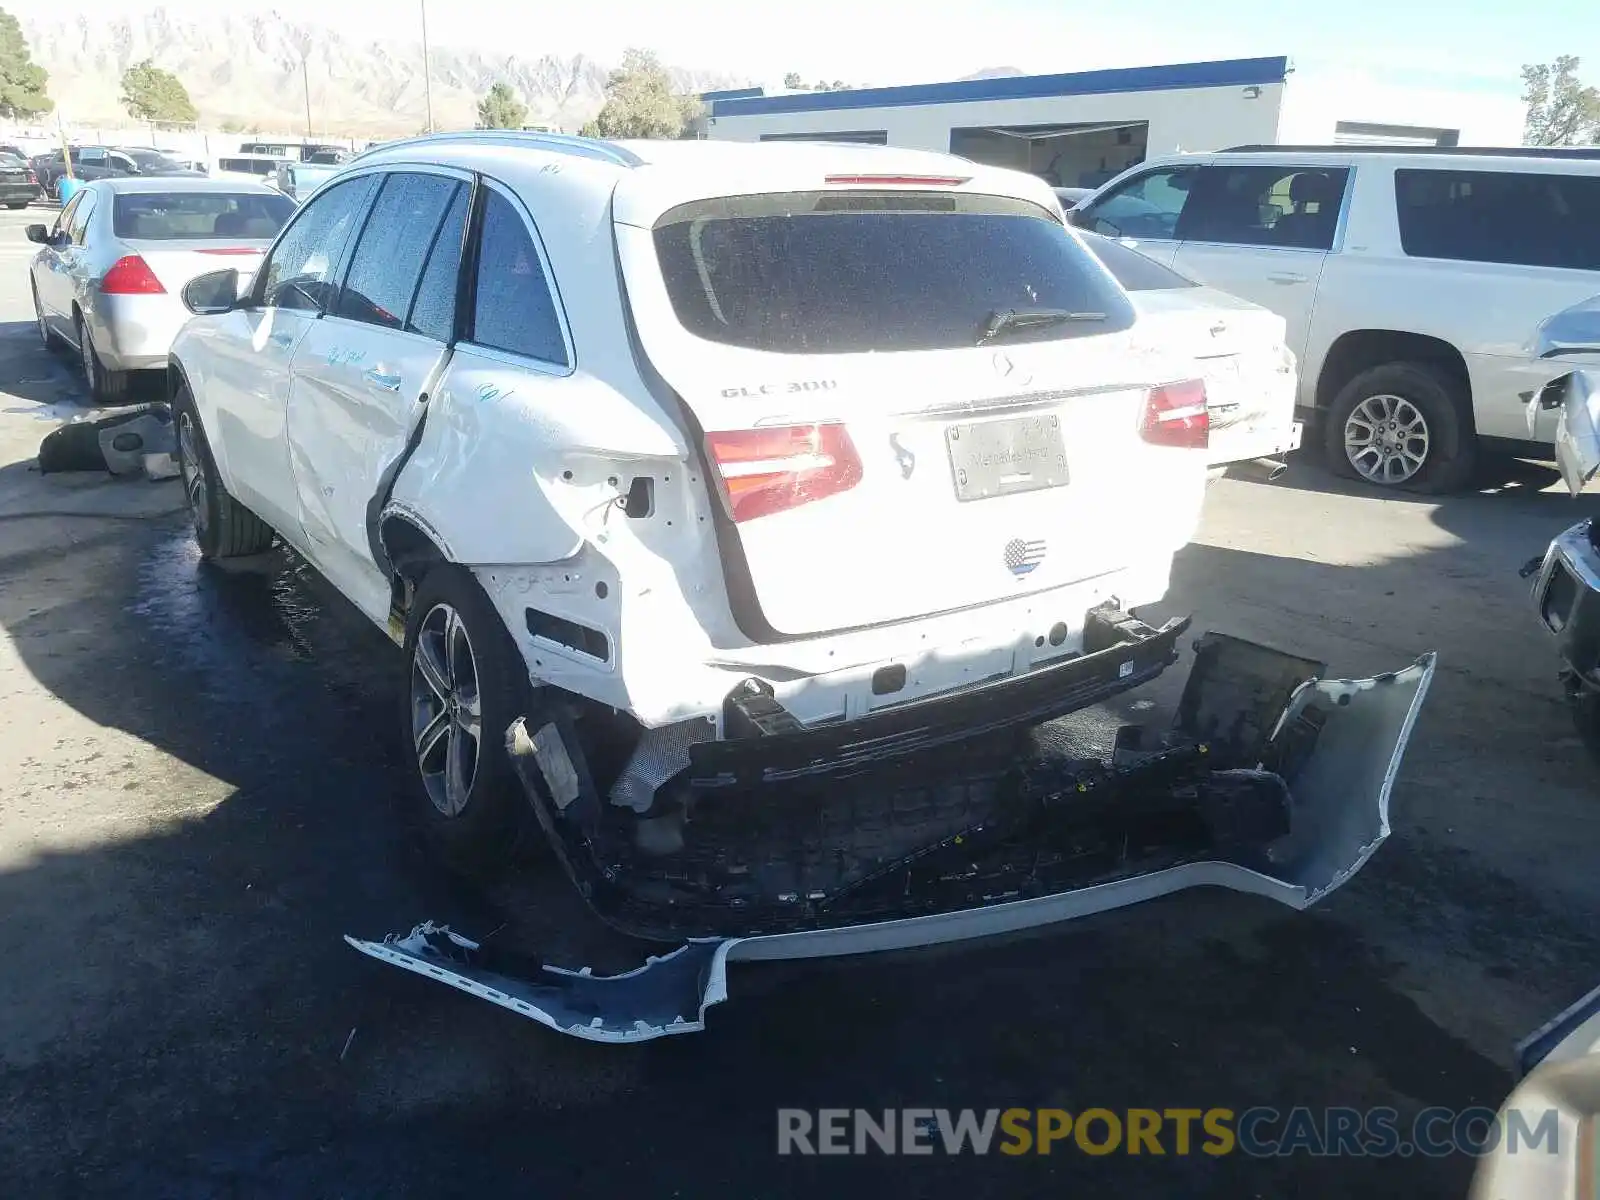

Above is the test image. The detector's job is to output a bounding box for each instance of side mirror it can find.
[25,223,47,244]
[182,268,241,315]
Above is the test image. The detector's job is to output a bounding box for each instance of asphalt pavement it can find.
[1,201,1598,1197]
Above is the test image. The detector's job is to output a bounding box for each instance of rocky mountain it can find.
[15,7,750,136]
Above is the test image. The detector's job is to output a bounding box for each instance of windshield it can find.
[126,150,182,171]
[113,191,295,240]
[652,190,1134,354]
[1079,231,1199,292]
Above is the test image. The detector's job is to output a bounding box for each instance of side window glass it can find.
[68,192,95,244]
[1083,167,1197,240]
[78,148,104,164]
[336,173,460,330]
[257,175,376,312]
[469,189,567,365]
[406,184,469,342]
[1177,165,1349,250]
[1395,168,1600,271]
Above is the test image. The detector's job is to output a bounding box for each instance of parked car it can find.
[1071,145,1600,491]
[1469,979,1600,1199]
[273,153,349,201]
[27,176,295,401]
[0,151,41,209]
[165,133,1431,986]
[31,146,201,197]
[1079,230,1300,473]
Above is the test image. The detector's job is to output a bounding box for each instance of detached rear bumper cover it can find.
[348,641,1435,1044]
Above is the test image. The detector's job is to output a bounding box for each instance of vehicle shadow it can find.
[3,444,1600,1192]
[1258,445,1570,507]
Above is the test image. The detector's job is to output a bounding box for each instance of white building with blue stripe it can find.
[702,57,1526,188]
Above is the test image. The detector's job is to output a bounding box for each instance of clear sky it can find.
[13,0,1596,96]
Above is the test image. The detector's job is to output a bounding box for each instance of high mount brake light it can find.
[823,174,970,187]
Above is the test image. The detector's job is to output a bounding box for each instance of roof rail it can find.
[356,129,645,168]
[1221,143,1600,160]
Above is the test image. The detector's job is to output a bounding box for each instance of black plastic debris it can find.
[38,402,176,478]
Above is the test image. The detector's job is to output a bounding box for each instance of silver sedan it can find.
[27,176,295,401]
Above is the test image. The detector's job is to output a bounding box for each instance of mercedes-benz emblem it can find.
[992,350,1032,387]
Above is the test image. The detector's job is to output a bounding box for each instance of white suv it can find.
[1073,146,1600,491]
[167,133,1429,976]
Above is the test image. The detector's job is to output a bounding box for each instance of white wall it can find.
[1277,67,1526,146]
[707,82,1286,158]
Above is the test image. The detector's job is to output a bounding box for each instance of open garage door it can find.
[949,121,1148,190]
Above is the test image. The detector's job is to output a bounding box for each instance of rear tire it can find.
[1323,361,1475,493]
[401,565,535,873]
[75,312,128,404]
[171,379,276,559]
[7,200,28,210]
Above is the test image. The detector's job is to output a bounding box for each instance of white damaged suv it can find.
[169,134,1432,995]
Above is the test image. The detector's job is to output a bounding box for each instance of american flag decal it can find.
[1003,538,1046,577]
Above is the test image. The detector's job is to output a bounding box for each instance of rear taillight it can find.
[100,255,166,295]
[26,170,36,184]
[705,423,863,523]
[1141,379,1209,449]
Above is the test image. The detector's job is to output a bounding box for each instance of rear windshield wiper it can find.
[978,306,1106,346]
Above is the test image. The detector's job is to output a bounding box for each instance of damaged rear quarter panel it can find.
[388,347,750,718]
[387,348,690,566]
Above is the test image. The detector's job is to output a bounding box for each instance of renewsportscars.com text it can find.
[777,1106,1559,1158]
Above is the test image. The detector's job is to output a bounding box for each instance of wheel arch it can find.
[377,507,454,637]
[1315,328,1474,431]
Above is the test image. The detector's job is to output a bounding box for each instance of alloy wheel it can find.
[1344,393,1430,485]
[409,602,483,818]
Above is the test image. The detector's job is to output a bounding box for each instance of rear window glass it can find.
[1395,168,1600,271]
[652,191,1135,354]
[113,191,294,240]
[1079,231,1198,291]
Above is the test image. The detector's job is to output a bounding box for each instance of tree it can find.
[783,71,803,90]
[581,48,698,140]
[119,59,197,127]
[0,9,51,119]
[1521,56,1599,146]
[476,81,528,130]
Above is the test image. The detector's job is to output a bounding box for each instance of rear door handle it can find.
[363,367,402,392]
[1267,271,1308,284]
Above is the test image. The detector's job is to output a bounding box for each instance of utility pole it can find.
[419,0,433,133]
[302,55,313,140]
